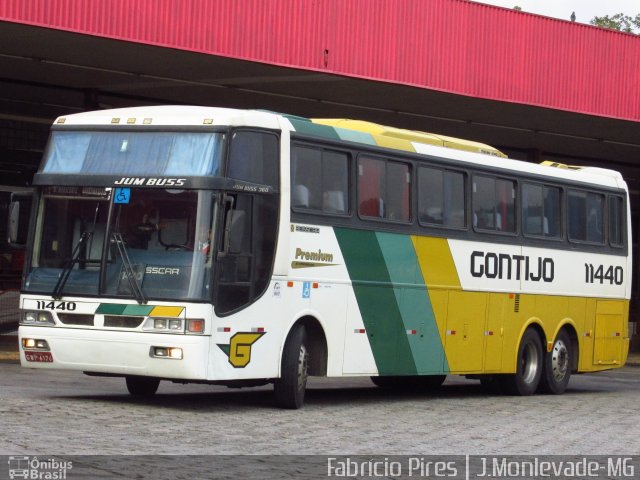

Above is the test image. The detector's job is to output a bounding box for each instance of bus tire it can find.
[500,328,543,396]
[539,330,572,394]
[274,325,308,409]
[126,376,160,397]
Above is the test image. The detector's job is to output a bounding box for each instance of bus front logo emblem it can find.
[217,332,265,368]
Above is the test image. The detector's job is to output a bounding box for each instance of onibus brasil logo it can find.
[8,456,72,479]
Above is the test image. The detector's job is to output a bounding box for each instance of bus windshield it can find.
[25,187,216,302]
[41,131,222,176]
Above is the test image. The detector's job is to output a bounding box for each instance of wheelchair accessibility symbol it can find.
[114,188,131,204]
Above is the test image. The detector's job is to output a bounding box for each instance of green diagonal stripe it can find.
[96,304,155,316]
[335,228,417,375]
[95,304,127,315]
[123,305,155,316]
[376,232,447,374]
[285,116,340,140]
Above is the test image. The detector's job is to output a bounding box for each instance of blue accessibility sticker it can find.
[114,188,131,204]
[302,281,311,299]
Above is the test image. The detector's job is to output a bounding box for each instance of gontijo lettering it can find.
[470,251,554,282]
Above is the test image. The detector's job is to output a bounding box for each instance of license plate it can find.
[24,351,53,363]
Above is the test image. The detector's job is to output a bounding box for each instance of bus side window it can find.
[322,151,348,214]
[358,157,384,218]
[292,145,349,214]
[358,157,409,222]
[522,183,561,238]
[292,146,321,210]
[568,190,604,244]
[386,162,410,221]
[609,195,625,247]
[473,175,515,233]
[543,186,561,238]
[228,131,279,187]
[419,166,466,228]
[586,193,604,243]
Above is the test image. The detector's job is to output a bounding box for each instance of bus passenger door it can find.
[213,193,278,316]
[445,291,486,373]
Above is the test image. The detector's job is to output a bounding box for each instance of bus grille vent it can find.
[514,294,520,313]
[104,316,145,328]
[58,313,94,326]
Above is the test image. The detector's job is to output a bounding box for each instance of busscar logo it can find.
[114,177,186,187]
[217,332,265,368]
[145,266,180,275]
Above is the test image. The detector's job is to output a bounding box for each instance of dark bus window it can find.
[358,157,410,222]
[568,190,604,244]
[522,183,561,238]
[215,193,279,315]
[418,167,465,228]
[609,195,625,247]
[291,145,349,214]
[228,131,279,187]
[473,175,516,233]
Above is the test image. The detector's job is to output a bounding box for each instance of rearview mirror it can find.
[7,192,33,248]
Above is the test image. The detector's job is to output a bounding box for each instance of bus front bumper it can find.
[19,326,209,380]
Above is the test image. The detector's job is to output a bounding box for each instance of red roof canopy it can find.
[1,0,639,122]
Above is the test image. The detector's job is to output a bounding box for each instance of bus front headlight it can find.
[21,310,55,326]
[143,317,185,333]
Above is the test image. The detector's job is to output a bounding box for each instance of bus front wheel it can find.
[500,328,543,396]
[125,376,160,397]
[539,330,572,394]
[274,324,308,409]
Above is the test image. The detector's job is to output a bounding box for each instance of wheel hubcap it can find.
[551,340,569,382]
[521,342,539,385]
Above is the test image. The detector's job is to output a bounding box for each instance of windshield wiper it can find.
[111,232,147,304]
[52,231,93,300]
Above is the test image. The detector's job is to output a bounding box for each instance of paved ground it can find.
[1,361,639,457]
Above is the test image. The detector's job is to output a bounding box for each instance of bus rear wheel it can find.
[539,330,572,394]
[500,328,543,395]
[274,325,308,409]
[125,376,160,397]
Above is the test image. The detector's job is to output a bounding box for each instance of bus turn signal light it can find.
[187,319,204,333]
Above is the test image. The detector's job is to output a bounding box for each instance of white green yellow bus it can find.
[15,106,631,408]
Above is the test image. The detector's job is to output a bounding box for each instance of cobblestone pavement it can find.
[1,362,639,456]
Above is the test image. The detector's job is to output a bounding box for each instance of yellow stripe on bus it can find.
[149,306,184,317]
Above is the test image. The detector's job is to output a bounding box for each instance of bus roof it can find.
[311,118,507,158]
[53,106,626,190]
